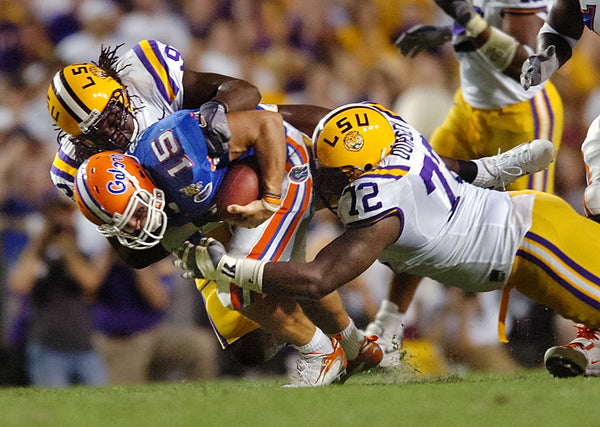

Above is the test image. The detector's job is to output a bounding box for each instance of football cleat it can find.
[544,325,600,378]
[285,337,347,387]
[341,335,383,383]
[364,321,402,368]
[473,139,555,190]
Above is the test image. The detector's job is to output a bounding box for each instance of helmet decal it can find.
[343,130,364,152]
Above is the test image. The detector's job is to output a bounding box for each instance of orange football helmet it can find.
[74,151,167,249]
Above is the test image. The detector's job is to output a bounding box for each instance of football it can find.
[214,157,261,222]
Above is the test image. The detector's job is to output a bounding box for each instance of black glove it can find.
[198,100,231,167]
[395,25,452,57]
[434,0,477,28]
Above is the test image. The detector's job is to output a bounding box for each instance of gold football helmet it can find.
[311,103,396,212]
[312,103,395,174]
[47,63,138,154]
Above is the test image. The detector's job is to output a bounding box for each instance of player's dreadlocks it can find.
[93,44,128,83]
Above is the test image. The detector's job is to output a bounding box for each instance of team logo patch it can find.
[344,130,364,152]
[179,182,213,203]
[288,165,309,183]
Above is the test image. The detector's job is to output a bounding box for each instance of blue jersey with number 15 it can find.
[127,109,228,226]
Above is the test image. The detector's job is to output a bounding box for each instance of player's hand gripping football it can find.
[173,238,226,280]
[520,46,558,90]
[226,199,279,229]
[395,25,452,57]
[199,100,231,166]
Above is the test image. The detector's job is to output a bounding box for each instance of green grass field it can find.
[0,367,595,427]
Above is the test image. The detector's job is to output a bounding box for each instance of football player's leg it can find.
[508,192,600,376]
[197,279,283,366]
[301,292,382,382]
[364,272,421,368]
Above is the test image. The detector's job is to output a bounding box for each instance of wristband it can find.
[465,14,487,38]
[477,26,519,71]
[218,255,266,292]
[261,197,281,213]
[260,103,279,112]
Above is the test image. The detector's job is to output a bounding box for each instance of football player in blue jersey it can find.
[70,106,383,386]
[47,42,371,386]
[521,0,600,378]
[175,103,600,382]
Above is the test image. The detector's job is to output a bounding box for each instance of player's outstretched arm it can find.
[520,0,584,89]
[263,218,400,299]
[174,215,401,299]
[276,104,332,136]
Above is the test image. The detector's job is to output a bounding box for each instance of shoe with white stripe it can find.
[473,139,555,190]
[545,325,600,377]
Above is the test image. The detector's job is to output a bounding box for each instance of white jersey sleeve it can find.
[50,40,186,199]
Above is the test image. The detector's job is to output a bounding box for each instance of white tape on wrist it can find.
[217,255,267,293]
[465,14,487,38]
[260,103,279,112]
[477,26,519,71]
[261,198,281,213]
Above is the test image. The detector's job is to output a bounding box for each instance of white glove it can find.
[172,238,266,292]
[173,238,226,280]
[520,45,558,90]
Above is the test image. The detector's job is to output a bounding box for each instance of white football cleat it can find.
[544,325,600,377]
[473,139,556,190]
[284,337,347,387]
[364,321,402,368]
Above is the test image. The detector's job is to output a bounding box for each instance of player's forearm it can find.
[261,261,336,299]
[537,0,583,67]
[252,113,287,199]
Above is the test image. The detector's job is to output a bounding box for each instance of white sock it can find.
[295,327,333,355]
[336,318,362,360]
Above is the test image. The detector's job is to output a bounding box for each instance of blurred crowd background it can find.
[0,0,598,386]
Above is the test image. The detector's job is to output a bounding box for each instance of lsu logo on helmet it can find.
[312,103,395,171]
